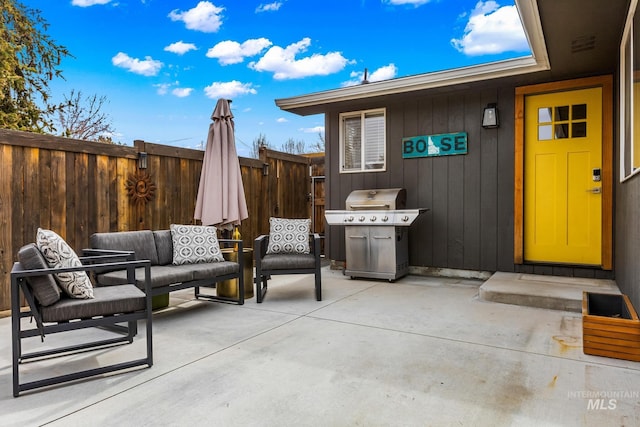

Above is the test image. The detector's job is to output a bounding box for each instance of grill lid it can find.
[345,188,406,211]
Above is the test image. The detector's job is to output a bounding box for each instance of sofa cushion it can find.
[96,265,195,289]
[41,285,145,323]
[36,228,94,299]
[261,254,317,270]
[90,230,160,266]
[153,230,173,265]
[186,261,239,280]
[266,218,311,255]
[170,224,224,265]
[17,243,61,306]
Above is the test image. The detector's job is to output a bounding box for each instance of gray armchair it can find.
[11,243,153,397]
[254,233,322,303]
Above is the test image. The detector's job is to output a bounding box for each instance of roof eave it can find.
[275,0,549,115]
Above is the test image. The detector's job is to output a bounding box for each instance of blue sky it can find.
[23,0,530,157]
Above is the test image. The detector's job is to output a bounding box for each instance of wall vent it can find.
[571,35,596,53]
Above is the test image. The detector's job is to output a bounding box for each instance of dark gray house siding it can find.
[324,75,615,280]
[615,160,640,307]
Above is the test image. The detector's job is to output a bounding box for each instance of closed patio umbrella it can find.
[194,98,248,229]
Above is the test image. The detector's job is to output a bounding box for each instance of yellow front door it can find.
[524,87,602,265]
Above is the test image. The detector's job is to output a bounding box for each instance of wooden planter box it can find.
[582,292,640,362]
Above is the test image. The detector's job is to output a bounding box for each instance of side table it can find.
[218,248,254,299]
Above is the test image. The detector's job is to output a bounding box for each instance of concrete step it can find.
[479,272,620,312]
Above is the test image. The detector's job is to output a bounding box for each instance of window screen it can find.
[340,109,386,173]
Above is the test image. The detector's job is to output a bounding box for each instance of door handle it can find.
[586,187,602,194]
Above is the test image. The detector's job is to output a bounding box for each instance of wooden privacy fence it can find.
[0,129,320,312]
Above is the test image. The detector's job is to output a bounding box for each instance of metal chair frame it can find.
[11,256,153,397]
[254,233,322,303]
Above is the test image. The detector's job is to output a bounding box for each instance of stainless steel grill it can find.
[325,188,427,281]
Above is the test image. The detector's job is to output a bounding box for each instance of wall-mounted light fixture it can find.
[482,103,499,129]
[138,152,148,169]
[262,163,269,176]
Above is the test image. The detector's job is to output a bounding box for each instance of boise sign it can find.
[402,132,468,159]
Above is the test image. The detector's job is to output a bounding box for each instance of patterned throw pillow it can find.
[170,224,224,265]
[36,228,94,299]
[266,218,310,255]
[17,243,62,306]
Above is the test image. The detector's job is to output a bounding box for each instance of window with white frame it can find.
[621,0,640,180]
[340,109,386,173]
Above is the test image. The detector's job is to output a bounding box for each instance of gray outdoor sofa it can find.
[88,229,245,305]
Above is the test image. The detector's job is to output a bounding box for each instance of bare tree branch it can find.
[252,133,270,158]
[56,89,116,142]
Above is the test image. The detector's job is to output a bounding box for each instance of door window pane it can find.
[555,124,569,139]
[538,107,552,123]
[572,122,587,138]
[572,104,587,120]
[555,106,570,121]
[537,103,588,141]
[539,125,553,140]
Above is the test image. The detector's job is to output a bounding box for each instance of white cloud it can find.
[112,52,163,76]
[277,117,288,123]
[302,126,325,133]
[165,41,197,55]
[383,0,430,6]
[343,64,398,86]
[101,130,123,140]
[368,64,397,81]
[204,81,257,99]
[451,1,529,56]
[155,83,171,95]
[256,2,283,12]
[168,1,224,33]
[206,38,272,65]
[155,82,192,97]
[172,88,193,97]
[72,0,112,6]
[249,37,351,80]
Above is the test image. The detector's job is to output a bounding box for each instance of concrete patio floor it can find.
[2,267,640,426]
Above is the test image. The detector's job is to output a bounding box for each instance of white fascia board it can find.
[275,0,549,114]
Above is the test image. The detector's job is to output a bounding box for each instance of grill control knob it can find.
[359,216,365,222]
[402,215,410,222]
[370,216,377,222]
[381,216,389,222]
[347,216,354,222]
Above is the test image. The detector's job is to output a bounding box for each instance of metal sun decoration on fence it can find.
[126,171,156,205]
